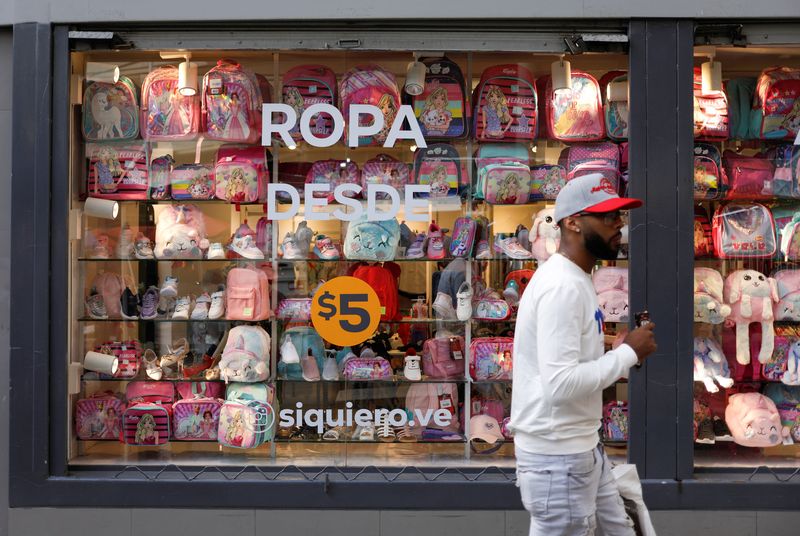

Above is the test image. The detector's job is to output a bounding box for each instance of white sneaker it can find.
[160,276,179,298]
[404,353,421,381]
[229,234,264,260]
[280,233,305,260]
[116,224,135,258]
[207,243,226,260]
[281,337,300,364]
[456,282,473,321]
[190,293,211,320]
[432,291,457,320]
[172,296,190,320]
[208,290,225,320]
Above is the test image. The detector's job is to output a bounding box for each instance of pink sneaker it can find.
[493,235,532,260]
[426,221,446,260]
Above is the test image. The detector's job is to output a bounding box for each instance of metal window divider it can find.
[464,51,474,460]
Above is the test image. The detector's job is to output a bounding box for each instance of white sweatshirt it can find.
[510,253,638,455]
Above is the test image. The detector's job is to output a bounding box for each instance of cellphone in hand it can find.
[635,311,651,328]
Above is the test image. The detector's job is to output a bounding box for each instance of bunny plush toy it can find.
[723,270,779,365]
[530,207,561,263]
[693,337,735,393]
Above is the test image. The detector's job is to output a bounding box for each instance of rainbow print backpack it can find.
[412,143,465,198]
[410,57,468,139]
[82,76,139,141]
[339,65,401,147]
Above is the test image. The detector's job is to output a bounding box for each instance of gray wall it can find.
[0,0,799,24]
[1,27,10,536]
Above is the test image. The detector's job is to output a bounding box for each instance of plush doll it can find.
[783,339,800,386]
[725,392,789,447]
[694,268,732,324]
[693,337,735,393]
[723,270,779,365]
[154,205,209,259]
[530,207,561,263]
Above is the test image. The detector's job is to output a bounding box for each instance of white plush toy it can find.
[783,339,800,386]
[723,270,779,365]
[531,207,561,263]
[693,337,734,393]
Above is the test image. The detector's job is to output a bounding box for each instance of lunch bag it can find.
[75,392,124,440]
[86,142,148,200]
[170,164,215,200]
[469,337,513,381]
[214,145,270,203]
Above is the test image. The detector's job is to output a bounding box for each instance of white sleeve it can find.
[535,285,639,403]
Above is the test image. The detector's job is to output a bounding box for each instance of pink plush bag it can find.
[422,336,465,379]
[725,392,789,447]
[593,267,629,323]
[773,270,800,321]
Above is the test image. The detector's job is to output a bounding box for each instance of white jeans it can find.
[516,443,636,536]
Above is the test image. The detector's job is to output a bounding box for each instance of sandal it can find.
[142,349,163,381]
[182,352,214,378]
[353,424,375,441]
[375,413,396,442]
[322,427,343,441]
[394,423,417,443]
[159,338,189,378]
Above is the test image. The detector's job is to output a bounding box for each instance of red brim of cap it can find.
[582,197,643,213]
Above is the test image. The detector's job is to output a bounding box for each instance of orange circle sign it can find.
[311,276,382,347]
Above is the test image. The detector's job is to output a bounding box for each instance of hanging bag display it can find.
[600,70,629,142]
[722,151,775,199]
[412,143,466,198]
[539,69,605,142]
[141,65,200,140]
[694,143,724,200]
[472,64,537,142]
[281,64,338,143]
[82,76,140,141]
[752,67,800,140]
[712,203,776,259]
[469,337,513,380]
[202,59,264,143]
[411,57,469,139]
[339,65,401,147]
[693,66,729,140]
[86,142,149,200]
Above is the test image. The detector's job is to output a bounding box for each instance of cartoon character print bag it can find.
[530,164,567,201]
[712,203,776,259]
[725,392,789,447]
[171,164,215,200]
[305,160,361,201]
[411,57,468,139]
[93,340,142,379]
[339,65,401,147]
[149,154,174,200]
[214,145,270,203]
[202,59,263,143]
[86,142,149,200]
[361,154,410,198]
[472,64,537,142]
[343,216,400,261]
[539,70,605,142]
[281,64,338,142]
[593,267,630,323]
[693,143,724,200]
[413,143,466,198]
[752,67,800,140]
[470,337,513,380]
[83,76,139,141]
[141,65,200,141]
[75,392,124,440]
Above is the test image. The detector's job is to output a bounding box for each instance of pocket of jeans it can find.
[518,469,552,516]
[567,458,597,522]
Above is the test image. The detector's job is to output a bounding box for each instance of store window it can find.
[692,44,800,468]
[69,47,631,468]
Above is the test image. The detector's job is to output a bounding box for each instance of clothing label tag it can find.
[472,401,481,413]
[243,307,253,317]
[450,337,463,360]
[209,77,224,95]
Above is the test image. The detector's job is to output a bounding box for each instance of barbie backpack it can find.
[173,396,222,441]
[693,267,731,324]
[722,151,775,199]
[82,76,139,141]
[475,144,531,204]
[559,142,621,190]
[752,67,800,140]
[472,65,537,142]
[603,401,629,442]
[421,335,465,379]
[170,164,215,200]
[154,204,209,259]
[693,67,729,141]
[361,154,410,197]
[538,70,605,142]
[305,160,361,201]
[773,270,800,321]
[141,66,200,140]
[343,216,401,261]
[225,265,271,321]
[530,164,567,201]
[148,154,174,200]
[725,392,789,447]
[219,325,271,383]
[712,203,776,259]
[600,71,629,142]
[281,65,338,142]
[75,392,124,440]
[411,57,468,139]
[412,143,466,198]
[469,337,513,381]
[593,267,630,323]
[218,383,276,448]
[86,142,148,200]
[214,145,270,203]
[339,65,401,146]
[694,143,724,200]
[202,59,264,143]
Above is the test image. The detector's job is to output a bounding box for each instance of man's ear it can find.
[561,216,582,234]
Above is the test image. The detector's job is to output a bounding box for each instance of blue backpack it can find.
[343,215,400,261]
[277,327,326,380]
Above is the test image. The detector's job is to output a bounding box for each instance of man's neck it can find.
[557,245,596,274]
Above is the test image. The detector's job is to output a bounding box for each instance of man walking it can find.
[510,173,657,535]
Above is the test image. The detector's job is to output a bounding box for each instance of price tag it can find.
[311,276,382,347]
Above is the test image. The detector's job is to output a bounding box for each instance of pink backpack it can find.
[202,59,263,143]
[725,392,788,447]
[469,337,513,380]
[214,145,270,203]
[154,204,209,259]
[712,203,776,259]
[281,65,338,142]
[86,142,148,200]
[721,151,775,199]
[559,142,621,191]
[93,340,141,378]
[305,160,361,201]
[693,67,729,141]
[593,267,629,323]
[361,154,410,196]
[472,64,537,142]
[75,392,124,440]
[225,266,270,321]
[774,270,800,321]
[421,335,465,379]
[339,65,401,146]
[219,325,271,383]
[405,383,460,435]
[140,65,200,140]
[538,70,605,142]
[753,67,800,140]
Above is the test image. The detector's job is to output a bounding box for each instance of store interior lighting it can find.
[551,55,572,94]
[160,51,198,96]
[85,62,120,83]
[405,53,426,96]
[84,197,119,220]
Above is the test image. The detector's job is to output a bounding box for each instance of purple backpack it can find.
[306,160,361,201]
[361,154,410,197]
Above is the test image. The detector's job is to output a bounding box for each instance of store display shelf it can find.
[77,317,258,323]
[273,438,466,444]
[470,378,513,384]
[276,317,464,324]
[81,376,226,383]
[277,377,468,384]
[78,257,265,263]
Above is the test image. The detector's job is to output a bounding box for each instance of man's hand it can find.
[623,323,657,364]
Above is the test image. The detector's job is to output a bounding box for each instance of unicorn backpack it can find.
[219,325,271,383]
[281,65,338,142]
[339,65,401,146]
[599,70,629,142]
[694,267,731,324]
[412,143,466,198]
[343,215,401,261]
[82,76,139,141]
[538,70,605,142]
[202,59,264,143]
[593,266,629,322]
[154,204,209,259]
[472,64,537,142]
[411,57,469,139]
[752,67,800,140]
[140,66,200,140]
[773,270,800,321]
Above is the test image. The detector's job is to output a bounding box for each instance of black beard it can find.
[584,228,620,260]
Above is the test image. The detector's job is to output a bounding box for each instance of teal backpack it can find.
[277,327,326,380]
[727,78,758,140]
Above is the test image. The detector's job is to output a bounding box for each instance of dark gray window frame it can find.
[9,20,800,509]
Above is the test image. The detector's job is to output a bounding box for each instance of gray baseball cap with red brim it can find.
[554,173,643,223]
